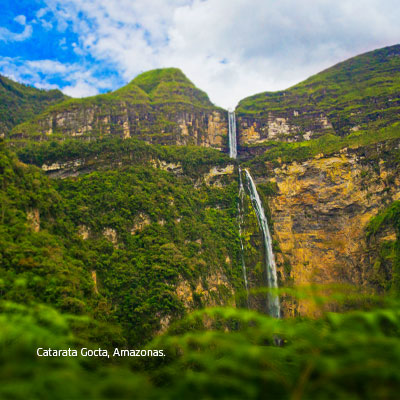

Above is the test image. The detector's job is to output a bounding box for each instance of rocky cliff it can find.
[277,141,398,280]
[236,45,400,147]
[231,45,400,312]
[238,129,400,315]
[10,68,228,149]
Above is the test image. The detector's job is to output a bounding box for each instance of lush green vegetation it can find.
[0,75,66,133]
[243,122,400,173]
[1,292,400,399]
[1,139,245,346]
[132,68,214,107]
[55,164,243,343]
[0,142,95,313]
[367,201,400,294]
[2,46,400,400]
[41,68,214,112]
[16,137,231,177]
[237,44,400,137]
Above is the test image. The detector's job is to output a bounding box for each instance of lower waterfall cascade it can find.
[244,169,281,318]
[237,166,249,306]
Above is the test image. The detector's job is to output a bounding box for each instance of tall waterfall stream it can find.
[228,110,237,159]
[237,166,249,306]
[229,111,280,317]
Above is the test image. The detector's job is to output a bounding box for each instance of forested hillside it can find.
[0,75,66,135]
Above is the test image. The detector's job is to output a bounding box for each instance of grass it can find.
[245,122,400,164]
[237,44,400,137]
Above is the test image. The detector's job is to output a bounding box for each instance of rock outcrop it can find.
[10,68,228,150]
[255,140,400,298]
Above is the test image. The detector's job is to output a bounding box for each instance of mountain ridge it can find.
[8,67,227,149]
[237,44,400,146]
[0,74,67,135]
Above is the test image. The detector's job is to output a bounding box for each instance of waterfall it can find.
[244,169,281,318]
[237,167,249,305]
[228,110,237,159]
[229,110,279,315]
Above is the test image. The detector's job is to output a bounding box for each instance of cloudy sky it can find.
[1,0,399,108]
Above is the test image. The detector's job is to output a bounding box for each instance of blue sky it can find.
[1,0,400,108]
[0,0,124,96]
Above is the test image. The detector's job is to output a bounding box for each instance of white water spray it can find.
[244,169,281,318]
[237,167,249,305]
[228,110,237,159]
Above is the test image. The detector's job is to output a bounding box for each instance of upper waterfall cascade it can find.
[244,169,281,318]
[228,110,237,159]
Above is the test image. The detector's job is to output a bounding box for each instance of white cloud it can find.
[33,81,60,90]
[0,57,116,98]
[14,15,27,25]
[62,81,100,97]
[157,0,400,107]
[36,8,49,19]
[59,37,67,50]
[9,0,400,107]
[0,22,32,43]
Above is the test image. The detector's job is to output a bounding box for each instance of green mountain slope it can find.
[9,68,227,148]
[132,67,213,107]
[0,143,102,310]
[237,44,400,144]
[0,75,66,135]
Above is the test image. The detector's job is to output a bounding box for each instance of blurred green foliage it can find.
[367,201,400,294]
[1,293,400,400]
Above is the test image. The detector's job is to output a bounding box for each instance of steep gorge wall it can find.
[12,104,228,149]
[7,47,400,319]
[252,139,400,303]
[238,106,334,144]
[31,141,243,333]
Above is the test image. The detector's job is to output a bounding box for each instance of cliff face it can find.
[10,68,228,149]
[239,106,334,144]
[15,137,243,335]
[251,139,400,304]
[230,45,400,311]
[236,45,400,146]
